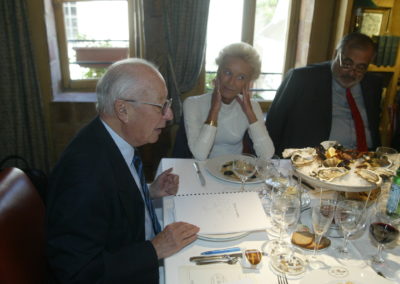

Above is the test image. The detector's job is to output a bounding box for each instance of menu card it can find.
[173,191,268,235]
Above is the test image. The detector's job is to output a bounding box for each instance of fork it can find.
[277,274,288,284]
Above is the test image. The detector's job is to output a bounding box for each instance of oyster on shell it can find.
[322,157,342,167]
[291,153,316,167]
[283,147,316,159]
[370,167,396,178]
[311,167,349,182]
[355,169,382,185]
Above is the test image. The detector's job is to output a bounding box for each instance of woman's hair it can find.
[96,58,158,115]
[215,42,261,80]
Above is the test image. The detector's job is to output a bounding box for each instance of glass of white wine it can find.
[233,154,257,191]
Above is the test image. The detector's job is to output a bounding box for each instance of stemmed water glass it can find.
[267,188,301,255]
[256,155,280,213]
[309,199,336,268]
[335,200,367,257]
[232,154,257,191]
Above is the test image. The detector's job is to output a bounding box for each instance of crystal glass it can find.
[256,155,280,213]
[267,189,301,255]
[335,200,367,256]
[369,205,399,264]
[232,154,257,191]
[309,199,336,268]
[375,146,398,156]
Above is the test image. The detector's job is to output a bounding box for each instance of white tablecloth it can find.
[156,158,400,284]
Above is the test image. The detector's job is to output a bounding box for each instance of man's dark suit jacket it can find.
[46,117,159,284]
[266,61,383,156]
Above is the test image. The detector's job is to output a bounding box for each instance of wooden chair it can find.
[0,167,46,284]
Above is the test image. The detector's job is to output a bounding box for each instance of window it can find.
[53,0,139,91]
[205,0,291,101]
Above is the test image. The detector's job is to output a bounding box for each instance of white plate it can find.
[198,231,249,242]
[300,266,394,284]
[205,154,263,184]
[295,168,378,192]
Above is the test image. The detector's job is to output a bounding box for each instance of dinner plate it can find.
[198,231,250,242]
[204,155,263,184]
[300,266,394,284]
[295,167,378,192]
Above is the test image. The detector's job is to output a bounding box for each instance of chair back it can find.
[0,167,46,284]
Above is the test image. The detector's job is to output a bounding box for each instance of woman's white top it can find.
[183,92,275,161]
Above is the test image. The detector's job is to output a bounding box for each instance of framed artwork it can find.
[359,8,390,37]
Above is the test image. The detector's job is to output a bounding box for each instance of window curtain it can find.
[130,0,146,58]
[0,0,50,172]
[163,0,210,122]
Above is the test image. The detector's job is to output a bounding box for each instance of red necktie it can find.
[346,88,368,152]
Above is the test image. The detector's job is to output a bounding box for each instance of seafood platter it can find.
[283,141,397,192]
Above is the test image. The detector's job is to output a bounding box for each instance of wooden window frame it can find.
[53,0,139,92]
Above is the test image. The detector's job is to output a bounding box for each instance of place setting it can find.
[161,143,400,284]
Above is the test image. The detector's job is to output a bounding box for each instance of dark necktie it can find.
[346,88,368,152]
[132,151,161,234]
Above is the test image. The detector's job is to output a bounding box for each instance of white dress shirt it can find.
[329,79,373,149]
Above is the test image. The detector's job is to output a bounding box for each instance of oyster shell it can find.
[322,157,342,167]
[291,153,315,167]
[282,148,301,158]
[355,169,382,185]
[283,147,316,159]
[311,167,349,182]
[320,140,339,150]
[371,167,395,178]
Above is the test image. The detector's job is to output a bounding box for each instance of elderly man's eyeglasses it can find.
[338,53,368,74]
[120,98,172,116]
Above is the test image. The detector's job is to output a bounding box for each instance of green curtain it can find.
[0,0,50,172]
[163,0,210,121]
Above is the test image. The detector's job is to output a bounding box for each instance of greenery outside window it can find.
[206,0,293,101]
[53,0,143,91]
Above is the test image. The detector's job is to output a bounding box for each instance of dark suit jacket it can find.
[266,62,382,156]
[46,117,159,284]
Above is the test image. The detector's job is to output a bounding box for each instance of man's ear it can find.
[114,100,128,122]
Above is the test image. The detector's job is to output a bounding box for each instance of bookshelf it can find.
[349,0,400,146]
[368,40,400,145]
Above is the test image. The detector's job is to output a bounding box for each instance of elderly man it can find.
[46,58,199,283]
[266,32,383,156]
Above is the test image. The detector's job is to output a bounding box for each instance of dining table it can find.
[155,157,400,284]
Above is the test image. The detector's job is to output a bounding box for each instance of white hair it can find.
[215,42,261,80]
[96,58,159,115]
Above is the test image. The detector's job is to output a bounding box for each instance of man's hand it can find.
[149,168,179,199]
[151,222,200,259]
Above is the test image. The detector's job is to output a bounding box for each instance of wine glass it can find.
[369,207,400,264]
[256,155,280,213]
[309,199,336,268]
[335,200,366,256]
[233,154,257,191]
[267,191,301,255]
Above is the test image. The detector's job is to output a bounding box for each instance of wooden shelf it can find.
[368,64,396,72]
[378,44,400,146]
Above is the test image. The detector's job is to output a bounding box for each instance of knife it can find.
[193,162,206,186]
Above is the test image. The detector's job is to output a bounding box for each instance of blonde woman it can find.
[183,42,274,160]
